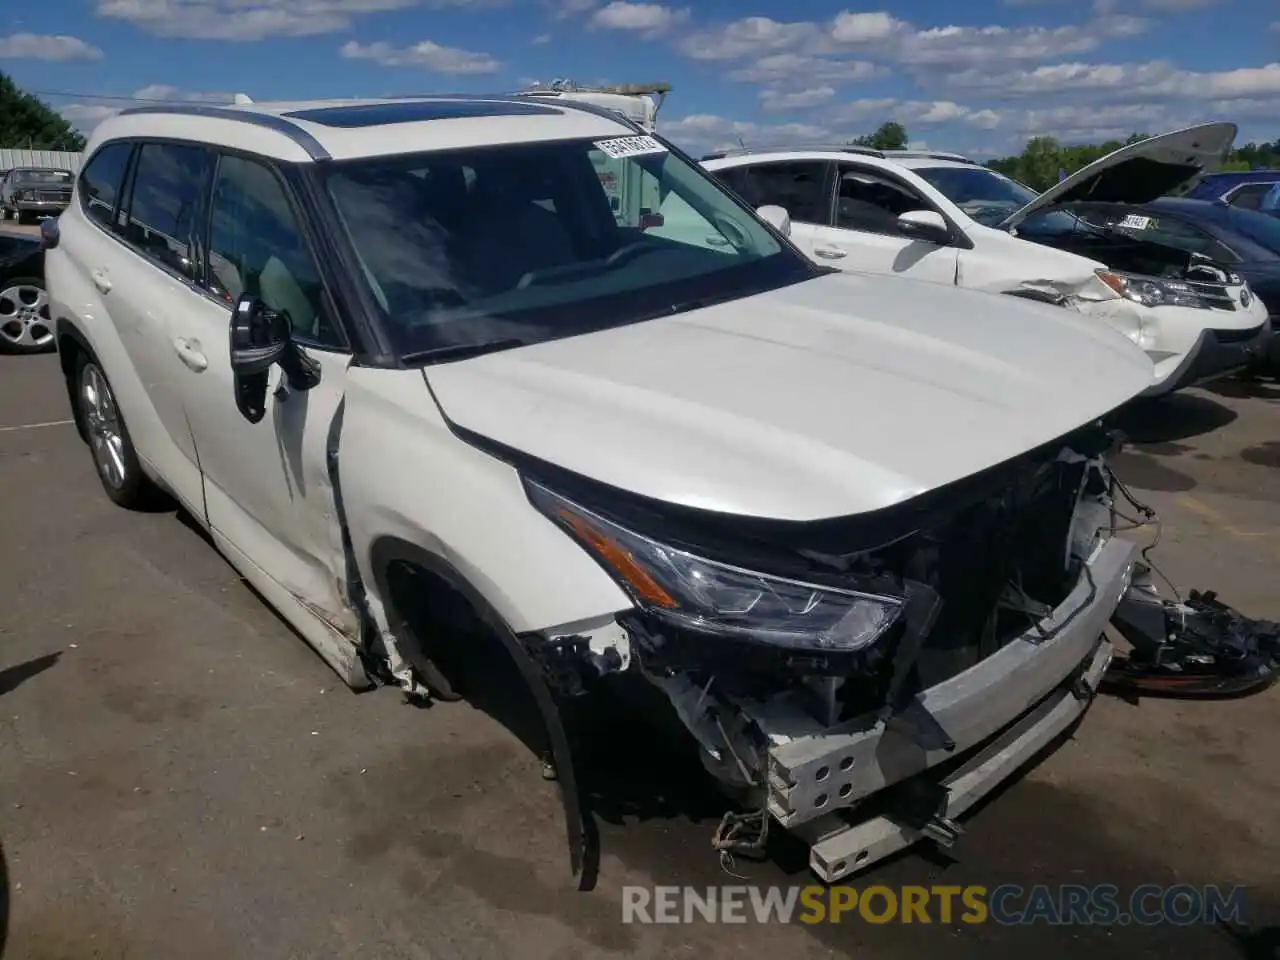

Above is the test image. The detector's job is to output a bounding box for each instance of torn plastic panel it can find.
[542,422,1132,863]
[1105,564,1280,698]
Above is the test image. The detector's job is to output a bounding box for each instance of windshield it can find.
[1221,206,1280,257]
[14,169,72,184]
[914,166,1041,227]
[322,135,813,361]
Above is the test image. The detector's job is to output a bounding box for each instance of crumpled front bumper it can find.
[1141,316,1274,398]
[767,536,1136,883]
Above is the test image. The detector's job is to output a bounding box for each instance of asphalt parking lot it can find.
[1,249,1279,958]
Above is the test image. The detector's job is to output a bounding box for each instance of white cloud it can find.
[545,0,597,17]
[0,32,104,61]
[726,54,879,86]
[339,39,502,73]
[95,0,503,41]
[662,113,832,157]
[590,1,689,36]
[967,108,1003,130]
[829,98,988,128]
[674,9,1153,82]
[531,32,552,44]
[677,16,824,60]
[132,84,237,102]
[829,11,906,43]
[943,60,1280,102]
[60,103,122,131]
[759,86,836,110]
[1139,0,1220,9]
[58,85,235,133]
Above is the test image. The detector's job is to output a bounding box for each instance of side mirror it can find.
[897,209,951,244]
[229,293,320,423]
[756,204,791,237]
[39,217,59,250]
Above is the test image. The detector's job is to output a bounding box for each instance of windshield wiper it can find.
[402,337,528,365]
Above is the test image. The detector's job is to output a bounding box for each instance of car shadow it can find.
[1108,392,1238,445]
[0,652,60,699]
[1203,373,1280,403]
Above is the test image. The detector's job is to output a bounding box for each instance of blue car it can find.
[1183,170,1280,215]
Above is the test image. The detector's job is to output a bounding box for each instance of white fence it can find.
[0,149,83,174]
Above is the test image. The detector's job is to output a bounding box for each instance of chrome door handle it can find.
[813,245,848,259]
[172,337,208,372]
[91,268,112,293]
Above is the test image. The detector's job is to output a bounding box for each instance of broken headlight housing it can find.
[526,481,903,652]
[1096,270,1211,309]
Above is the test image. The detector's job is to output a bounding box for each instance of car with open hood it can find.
[702,123,1272,398]
[45,93,1155,888]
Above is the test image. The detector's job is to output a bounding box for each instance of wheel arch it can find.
[367,533,596,889]
[55,316,95,441]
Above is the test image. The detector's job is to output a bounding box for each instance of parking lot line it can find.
[1177,493,1280,548]
[0,418,74,433]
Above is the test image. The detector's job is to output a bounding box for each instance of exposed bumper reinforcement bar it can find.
[796,636,1114,884]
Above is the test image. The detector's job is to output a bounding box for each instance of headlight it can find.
[1096,269,1210,309]
[526,481,903,652]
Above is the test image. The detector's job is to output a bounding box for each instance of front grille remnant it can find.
[883,456,1087,690]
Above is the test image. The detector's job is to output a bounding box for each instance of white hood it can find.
[1000,122,1237,231]
[426,272,1154,522]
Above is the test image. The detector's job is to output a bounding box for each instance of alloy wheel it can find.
[80,362,128,489]
[0,282,52,350]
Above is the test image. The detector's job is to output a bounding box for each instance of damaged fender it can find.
[366,539,599,888]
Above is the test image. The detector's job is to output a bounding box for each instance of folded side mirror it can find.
[897,209,951,245]
[230,293,291,376]
[39,218,59,250]
[229,293,320,424]
[756,204,791,237]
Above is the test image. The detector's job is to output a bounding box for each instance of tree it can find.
[0,71,86,151]
[850,121,908,151]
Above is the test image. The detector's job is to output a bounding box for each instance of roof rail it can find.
[699,143,976,164]
[115,103,331,160]
[882,149,976,163]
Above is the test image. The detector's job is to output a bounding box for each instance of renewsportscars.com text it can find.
[621,884,1250,926]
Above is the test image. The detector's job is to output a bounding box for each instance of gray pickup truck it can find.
[1,166,74,224]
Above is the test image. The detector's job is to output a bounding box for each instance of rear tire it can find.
[73,352,160,509]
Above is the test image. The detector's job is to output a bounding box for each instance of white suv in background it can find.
[44,94,1154,887]
[703,123,1273,398]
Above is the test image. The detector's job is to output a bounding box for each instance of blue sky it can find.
[1,0,1278,158]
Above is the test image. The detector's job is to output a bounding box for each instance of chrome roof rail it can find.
[116,103,332,161]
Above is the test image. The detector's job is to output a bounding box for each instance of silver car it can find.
[1,167,74,225]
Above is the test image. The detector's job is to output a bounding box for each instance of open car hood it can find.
[426,272,1155,523]
[999,122,1238,231]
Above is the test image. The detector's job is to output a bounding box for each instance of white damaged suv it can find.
[703,123,1273,398]
[45,94,1154,887]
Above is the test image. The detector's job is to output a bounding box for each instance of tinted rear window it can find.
[79,143,134,230]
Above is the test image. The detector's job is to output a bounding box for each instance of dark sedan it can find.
[1059,197,1280,374]
[0,232,50,354]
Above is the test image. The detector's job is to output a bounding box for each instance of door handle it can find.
[813,245,848,259]
[91,268,112,293]
[172,337,208,372]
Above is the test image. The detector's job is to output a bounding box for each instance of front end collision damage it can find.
[332,373,1275,890]
[508,420,1154,881]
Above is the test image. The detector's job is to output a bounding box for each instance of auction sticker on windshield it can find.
[595,136,667,159]
[1119,214,1152,230]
